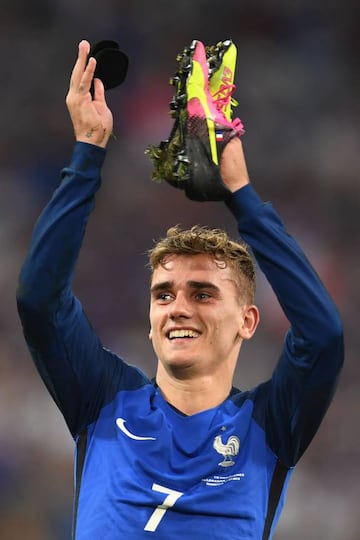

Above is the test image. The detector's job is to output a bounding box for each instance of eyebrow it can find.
[150,280,221,295]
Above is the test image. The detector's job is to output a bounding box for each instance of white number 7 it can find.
[144,483,184,532]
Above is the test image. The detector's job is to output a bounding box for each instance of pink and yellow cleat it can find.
[146,39,244,201]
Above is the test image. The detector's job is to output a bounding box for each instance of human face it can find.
[149,253,256,378]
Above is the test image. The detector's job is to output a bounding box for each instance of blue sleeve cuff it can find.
[225,184,265,220]
[68,141,107,175]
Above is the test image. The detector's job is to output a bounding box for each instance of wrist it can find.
[220,138,250,191]
[76,127,110,148]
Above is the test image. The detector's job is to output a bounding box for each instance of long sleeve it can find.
[17,142,147,437]
[18,143,105,309]
[227,184,344,465]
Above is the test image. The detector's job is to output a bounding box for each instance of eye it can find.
[196,292,211,301]
[156,293,173,303]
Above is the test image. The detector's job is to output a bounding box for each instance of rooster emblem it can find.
[213,434,240,467]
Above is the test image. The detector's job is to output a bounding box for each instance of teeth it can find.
[169,329,199,339]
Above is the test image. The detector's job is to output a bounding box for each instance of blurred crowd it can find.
[0,0,359,538]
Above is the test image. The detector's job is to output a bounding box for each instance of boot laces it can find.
[212,83,238,112]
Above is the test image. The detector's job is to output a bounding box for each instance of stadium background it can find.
[0,0,359,537]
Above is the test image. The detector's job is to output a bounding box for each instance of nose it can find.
[168,292,192,320]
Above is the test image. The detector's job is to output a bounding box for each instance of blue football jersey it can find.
[17,143,344,539]
[73,378,292,539]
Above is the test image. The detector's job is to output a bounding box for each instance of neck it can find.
[155,367,234,416]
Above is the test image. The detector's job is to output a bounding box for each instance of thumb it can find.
[93,77,105,101]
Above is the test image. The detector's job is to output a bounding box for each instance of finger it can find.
[75,56,96,96]
[69,40,91,90]
[93,77,105,101]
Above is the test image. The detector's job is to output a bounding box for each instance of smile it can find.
[168,329,200,339]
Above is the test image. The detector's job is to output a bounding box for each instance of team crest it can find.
[213,434,240,467]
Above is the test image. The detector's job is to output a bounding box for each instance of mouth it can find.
[167,329,200,340]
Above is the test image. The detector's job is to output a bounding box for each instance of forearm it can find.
[16,142,112,434]
[17,142,106,313]
[221,140,341,348]
[228,184,344,464]
[227,184,343,351]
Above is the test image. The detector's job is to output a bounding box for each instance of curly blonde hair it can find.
[148,225,255,303]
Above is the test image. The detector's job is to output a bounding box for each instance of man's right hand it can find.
[66,40,113,148]
[220,138,250,193]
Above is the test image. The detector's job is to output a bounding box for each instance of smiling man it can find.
[149,237,259,415]
[16,39,344,539]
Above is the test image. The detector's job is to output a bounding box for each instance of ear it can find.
[238,304,260,340]
[149,328,153,341]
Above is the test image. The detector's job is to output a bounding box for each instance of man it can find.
[17,39,344,539]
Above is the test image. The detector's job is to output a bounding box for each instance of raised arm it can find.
[16,42,132,437]
[221,138,344,465]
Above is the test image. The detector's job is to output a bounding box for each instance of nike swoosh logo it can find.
[116,418,157,441]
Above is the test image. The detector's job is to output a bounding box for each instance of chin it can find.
[162,355,199,373]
